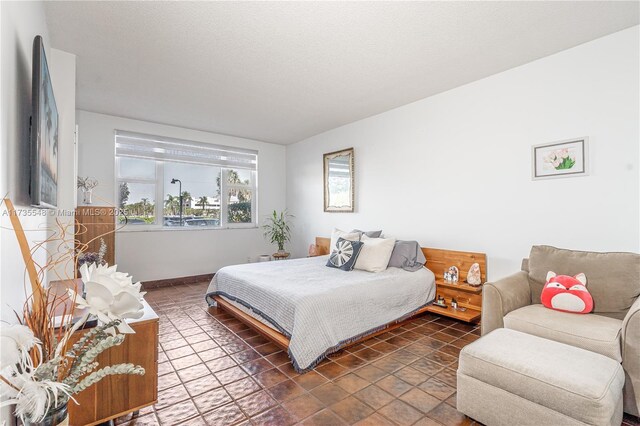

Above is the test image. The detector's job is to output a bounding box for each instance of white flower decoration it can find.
[0,324,40,370]
[0,368,72,423]
[9,378,71,423]
[71,263,146,334]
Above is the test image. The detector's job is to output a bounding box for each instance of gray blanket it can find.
[205,256,436,371]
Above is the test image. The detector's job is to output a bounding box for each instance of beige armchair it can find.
[482,245,640,416]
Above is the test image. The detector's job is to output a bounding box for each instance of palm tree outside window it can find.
[115,130,257,229]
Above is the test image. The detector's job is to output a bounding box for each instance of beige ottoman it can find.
[457,328,625,426]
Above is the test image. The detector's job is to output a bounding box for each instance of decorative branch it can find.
[73,364,144,394]
[77,177,98,191]
[4,199,45,327]
[64,334,125,387]
[0,374,21,392]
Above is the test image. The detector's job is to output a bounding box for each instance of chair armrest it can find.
[622,297,640,415]
[622,296,640,357]
[481,271,532,335]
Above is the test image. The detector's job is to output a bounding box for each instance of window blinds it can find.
[115,130,258,170]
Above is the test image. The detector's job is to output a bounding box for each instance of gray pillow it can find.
[351,229,383,238]
[388,240,426,272]
[326,238,364,271]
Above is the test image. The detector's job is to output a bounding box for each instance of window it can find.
[115,131,257,229]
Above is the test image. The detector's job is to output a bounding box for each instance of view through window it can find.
[115,131,257,229]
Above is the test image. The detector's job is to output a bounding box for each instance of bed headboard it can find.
[422,247,487,283]
[315,237,332,255]
[315,236,487,283]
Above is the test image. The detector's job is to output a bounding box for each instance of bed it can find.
[205,238,437,372]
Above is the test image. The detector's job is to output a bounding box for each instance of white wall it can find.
[287,26,640,281]
[49,49,77,214]
[47,48,78,282]
[76,111,287,282]
[0,2,75,423]
[1,1,76,324]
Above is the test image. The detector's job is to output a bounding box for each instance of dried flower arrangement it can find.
[0,199,145,425]
[76,238,108,268]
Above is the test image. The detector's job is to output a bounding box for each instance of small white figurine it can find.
[447,266,459,283]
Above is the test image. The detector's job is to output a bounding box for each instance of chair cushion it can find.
[459,328,625,426]
[504,304,623,361]
[528,245,640,319]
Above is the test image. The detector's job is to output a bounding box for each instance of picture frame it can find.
[31,35,59,208]
[532,137,588,180]
[323,148,354,212]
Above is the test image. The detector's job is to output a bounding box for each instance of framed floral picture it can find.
[532,137,588,180]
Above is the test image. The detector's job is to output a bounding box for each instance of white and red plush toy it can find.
[541,271,593,314]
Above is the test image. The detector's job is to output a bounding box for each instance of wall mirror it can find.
[323,148,354,212]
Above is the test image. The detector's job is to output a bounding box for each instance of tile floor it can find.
[115,282,640,426]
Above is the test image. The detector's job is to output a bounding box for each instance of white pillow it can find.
[354,236,396,273]
[329,228,361,253]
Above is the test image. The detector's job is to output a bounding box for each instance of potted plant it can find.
[77,176,98,205]
[262,210,293,253]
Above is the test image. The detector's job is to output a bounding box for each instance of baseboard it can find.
[142,273,214,289]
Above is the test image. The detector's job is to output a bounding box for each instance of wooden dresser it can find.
[67,301,158,426]
[75,206,116,267]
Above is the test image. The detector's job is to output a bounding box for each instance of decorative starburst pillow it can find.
[326,237,364,271]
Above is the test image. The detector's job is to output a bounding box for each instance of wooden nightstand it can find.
[424,280,483,322]
[421,248,487,323]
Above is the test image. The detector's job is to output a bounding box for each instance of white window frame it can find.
[220,169,257,229]
[115,132,258,232]
[115,157,160,228]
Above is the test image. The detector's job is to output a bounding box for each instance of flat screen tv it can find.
[30,35,58,208]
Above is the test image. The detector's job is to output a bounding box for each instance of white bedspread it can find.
[205,255,436,371]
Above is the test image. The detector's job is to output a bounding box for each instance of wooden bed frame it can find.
[211,237,487,352]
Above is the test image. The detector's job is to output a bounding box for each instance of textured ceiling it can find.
[44,1,639,144]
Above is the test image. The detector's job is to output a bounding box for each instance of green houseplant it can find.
[263,210,293,253]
